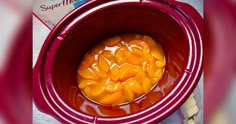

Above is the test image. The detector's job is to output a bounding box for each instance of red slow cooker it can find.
[33,0,203,123]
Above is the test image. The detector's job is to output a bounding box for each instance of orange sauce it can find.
[77,34,166,105]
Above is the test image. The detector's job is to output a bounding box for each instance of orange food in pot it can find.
[77,34,166,105]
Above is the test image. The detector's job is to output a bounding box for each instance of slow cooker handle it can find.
[33,62,55,117]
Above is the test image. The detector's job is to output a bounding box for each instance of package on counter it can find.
[33,0,87,28]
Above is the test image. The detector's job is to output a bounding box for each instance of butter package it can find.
[33,0,87,29]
